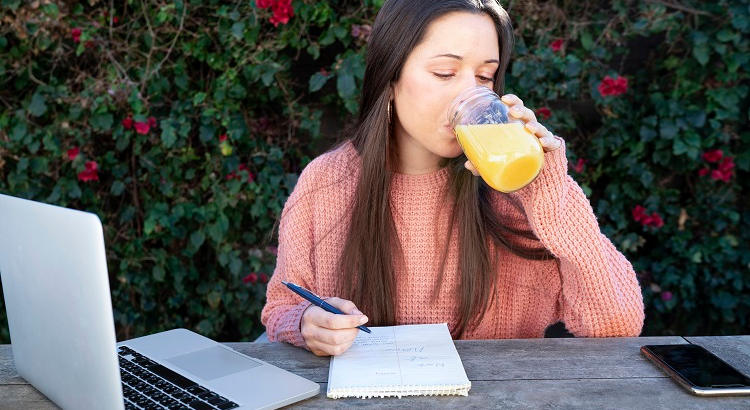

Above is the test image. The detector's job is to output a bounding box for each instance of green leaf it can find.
[193,92,206,106]
[692,32,710,66]
[639,125,657,142]
[41,3,59,18]
[229,255,242,275]
[11,122,27,142]
[659,120,678,139]
[89,113,114,131]
[161,121,177,148]
[144,218,157,235]
[337,72,356,98]
[259,63,281,87]
[199,124,215,143]
[111,181,126,196]
[306,43,320,60]
[580,31,593,51]
[231,22,245,40]
[190,230,205,249]
[716,29,735,43]
[28,92,47,117]
[152,265,166,282]
[2,0,21,11]
[309,72,329,92]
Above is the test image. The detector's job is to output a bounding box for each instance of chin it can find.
[439,139,464,159]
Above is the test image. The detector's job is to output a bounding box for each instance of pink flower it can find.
[632,205,648,223]
[269,0,293,27]
[597,75,628,97]
[572,158,586,173]
[632,205,663,228]
[718,156,735,173]
[702,149,723,163]
[113,16,119,24]
[67,147,80,161]
[536,106,551,120]
[219,133,227,142]
[78,161,99,182]
[122,116,133,130]
[661,291,673,301]
[648,213,664,228]
[147,116,157,129]
[134,121,150,134]
[349,24,372,41]
[550,39,564,52]
[243,273,258,284]
[256,0,274,9]
[260,273,269,283]
[698,167,710,176]
[71,28,82,43]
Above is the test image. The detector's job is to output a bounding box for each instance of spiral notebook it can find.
[327,323,471,399]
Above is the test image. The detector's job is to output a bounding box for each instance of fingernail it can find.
[352,309,363,315]
[501,95,512,103]
[359,316,368,324]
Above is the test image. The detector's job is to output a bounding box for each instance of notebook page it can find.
[327,323,471,399]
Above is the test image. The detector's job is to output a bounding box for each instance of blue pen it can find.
[281,281,371,333]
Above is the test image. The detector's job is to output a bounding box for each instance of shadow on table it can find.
[253,322,575,343]
[544,321,575,338]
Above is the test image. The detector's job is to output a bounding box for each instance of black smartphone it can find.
[641,344,750,396]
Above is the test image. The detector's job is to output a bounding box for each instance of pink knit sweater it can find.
[261,140,644,348]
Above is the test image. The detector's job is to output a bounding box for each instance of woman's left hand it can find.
[464,94,562,176]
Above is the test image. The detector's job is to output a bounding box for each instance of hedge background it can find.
[0,0,748,343]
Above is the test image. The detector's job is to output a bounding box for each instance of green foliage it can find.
[0,0,747,342]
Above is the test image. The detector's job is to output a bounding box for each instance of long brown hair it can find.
[336,0,554,337]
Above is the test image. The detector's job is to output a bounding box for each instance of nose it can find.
[457,71,480,91]
[447,72,481,114]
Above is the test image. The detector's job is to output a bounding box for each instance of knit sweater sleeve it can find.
[260,161,320,348]
[511,137,645,337]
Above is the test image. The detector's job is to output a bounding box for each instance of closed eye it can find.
[433,73,494,83]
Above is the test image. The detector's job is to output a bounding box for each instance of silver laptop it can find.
[0,193,319,409]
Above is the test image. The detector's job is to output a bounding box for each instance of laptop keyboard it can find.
[118,346,239,410]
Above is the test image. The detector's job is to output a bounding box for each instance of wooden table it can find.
[1,336,749,408]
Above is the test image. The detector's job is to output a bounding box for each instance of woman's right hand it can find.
[300,297,369,356]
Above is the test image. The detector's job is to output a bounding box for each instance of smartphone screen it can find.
[642,344,750,388]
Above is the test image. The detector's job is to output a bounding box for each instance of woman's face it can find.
[392,11,499,173]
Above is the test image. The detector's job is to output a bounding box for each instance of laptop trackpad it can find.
[166,345,261,380]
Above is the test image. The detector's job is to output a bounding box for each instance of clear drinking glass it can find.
[448,86,544,193]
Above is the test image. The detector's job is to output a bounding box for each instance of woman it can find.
[261,0,644,356]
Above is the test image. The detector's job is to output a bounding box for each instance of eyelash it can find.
[433,73,494,83]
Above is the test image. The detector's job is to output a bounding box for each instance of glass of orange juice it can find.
[448,86,544,193]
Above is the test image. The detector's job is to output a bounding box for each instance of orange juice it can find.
[455,123,544,192]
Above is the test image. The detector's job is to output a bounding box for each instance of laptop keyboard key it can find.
[148,363,198,389]
[206,395,229,405]
[188,399,214,410]
[198,391,219,401]
[216,401,239,410]
[174,393,195,403]
[187,385,209,395]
